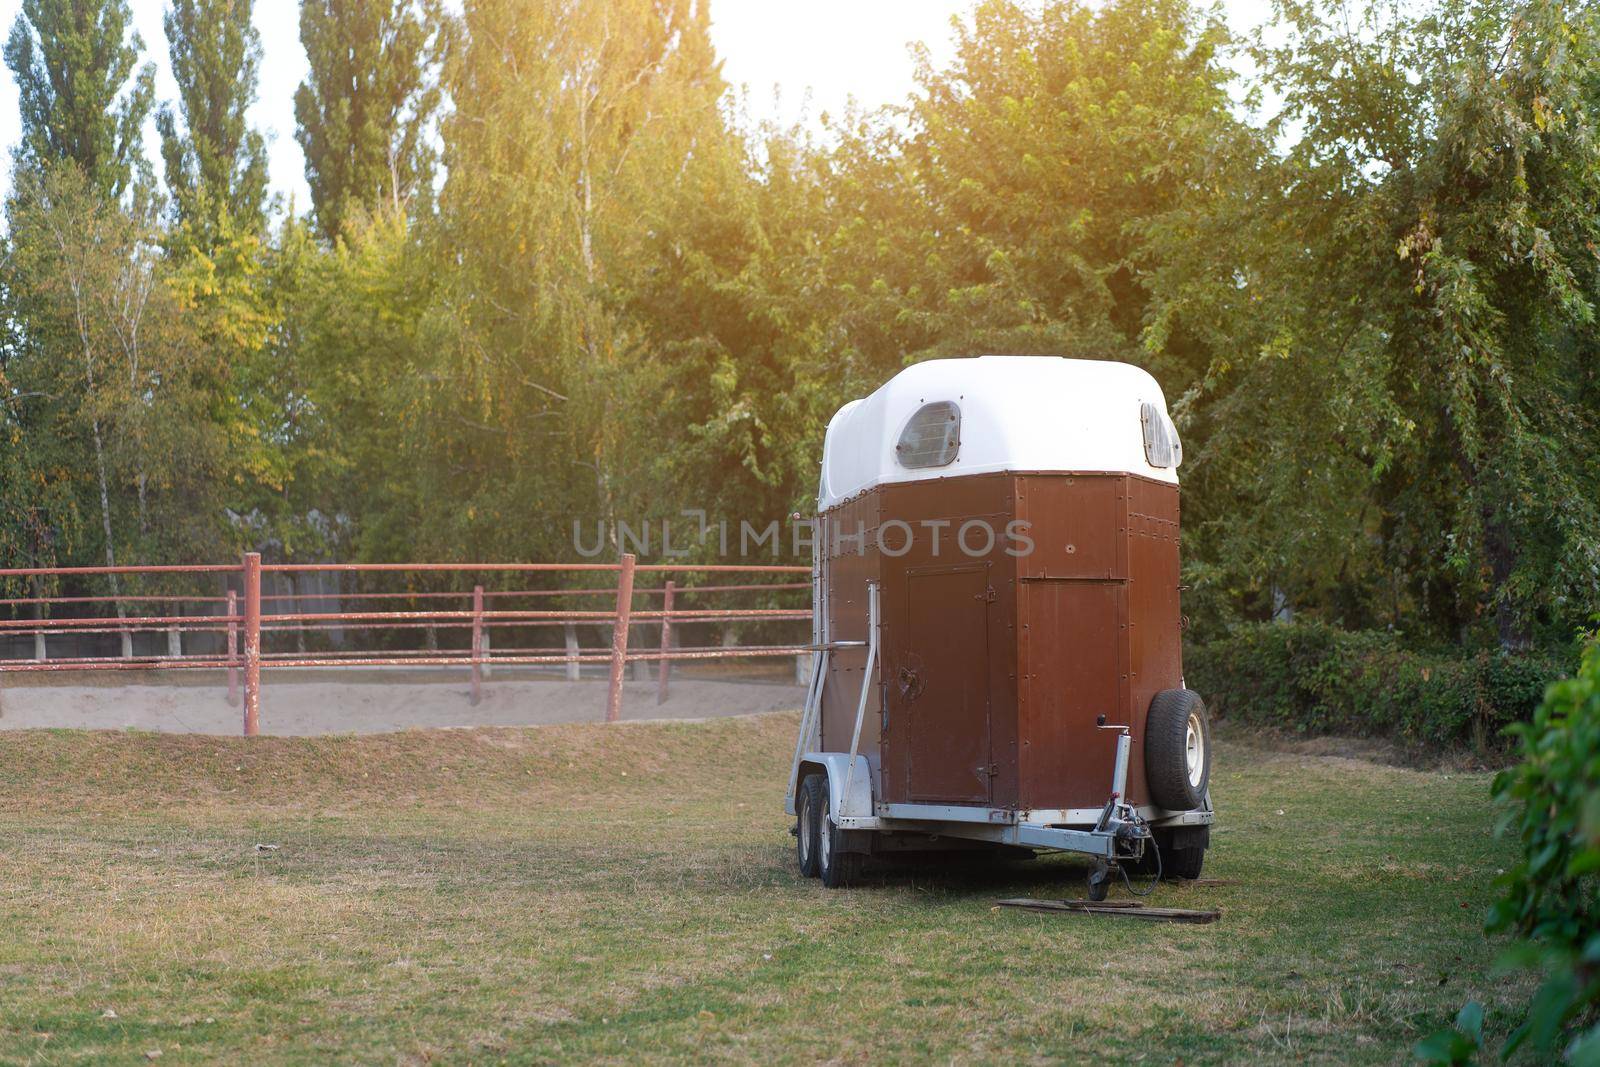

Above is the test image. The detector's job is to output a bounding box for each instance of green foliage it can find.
[821,0,1258,384]
[1190,0,1600,647]
[4,163,227,573]
[1185,622,1572,750]
[611,124,843,550]
[1482,636,1600,1062]
[272,207,440,560]
[426,0,730,558]
[3,0,155,201]
[294,0,444,242]
[1414,1000,1485,1064]
[0,378,81,582]
[156,0,270,242]
[165,211,285,529]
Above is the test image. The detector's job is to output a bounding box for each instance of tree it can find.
[0,361,82,583]
[610,119,845,551]
[3,0,156,202]
[428,0,731,559]
[153,0,280,560]
[156,0,270,242]
[819,0,1257,385]
[295,0,444,243]
[5,163,222,645]
[1193,0,1600,646]
[804,0,1267,598]
[806,0,1269,602]
[271,210,441,562]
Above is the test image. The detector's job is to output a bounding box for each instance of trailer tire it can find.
[817,788,863,888]
[796,774,824,878]
[1145,689,1211,812]
[1162,838,1206,881]
[1129,826,1209,881]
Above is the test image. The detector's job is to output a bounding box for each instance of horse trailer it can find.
[786,356,1214,899]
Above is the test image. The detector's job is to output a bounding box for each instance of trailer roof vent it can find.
[1140,401,1182,468]
[896,401,961,469]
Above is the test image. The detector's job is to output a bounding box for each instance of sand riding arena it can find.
[0,556,809,736]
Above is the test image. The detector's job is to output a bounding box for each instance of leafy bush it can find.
[1414,1001,1486,1065]
[1482,637,1600,1062]
[1414,637,1600,1064]
[1186,622,1572,752]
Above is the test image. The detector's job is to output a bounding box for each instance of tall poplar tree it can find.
[294,0,444,242]
[3,0,156,200]
[154,1,287,557]
[156,0,270,240]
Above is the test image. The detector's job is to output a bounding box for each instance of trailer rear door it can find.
[894,563,994,805]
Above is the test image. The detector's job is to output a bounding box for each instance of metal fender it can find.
[799,752,874,821]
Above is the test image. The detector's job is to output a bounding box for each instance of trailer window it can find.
[896,401,961,469]
[1141,402,1182,468]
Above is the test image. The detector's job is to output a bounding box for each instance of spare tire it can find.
[1145,689,1211,811]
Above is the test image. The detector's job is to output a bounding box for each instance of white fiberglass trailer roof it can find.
[818,356,1181,511]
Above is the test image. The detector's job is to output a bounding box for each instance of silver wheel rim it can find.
[799,794,814,866]
[1185,711,1205,789]
[819,794,833,870]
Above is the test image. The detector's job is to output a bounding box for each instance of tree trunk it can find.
[1482,504,1528,650]
[1451,403,1527,650]
[32,576,46,662]
[90,417,131,658]
[565,623,581,681]
[287,574,307,653]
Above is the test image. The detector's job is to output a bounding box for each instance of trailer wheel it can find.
[1129,826,1209,881]
[1145,689,1211,812]
[817,788,863,888]
[1162,839,1206,880]
[796,774,824,878]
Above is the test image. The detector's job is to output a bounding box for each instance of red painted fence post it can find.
[243,552,261,737]
[226,589,239,707]
[656,580,675,705]
[606,554,637,723]
[470,584,484,707]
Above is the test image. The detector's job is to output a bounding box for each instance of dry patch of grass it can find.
[0,713,793,814]
[0,713,1521,1064]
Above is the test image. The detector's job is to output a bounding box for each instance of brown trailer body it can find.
[818,471,1182,819]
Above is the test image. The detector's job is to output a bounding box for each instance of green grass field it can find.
[0,714,1526,1064]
